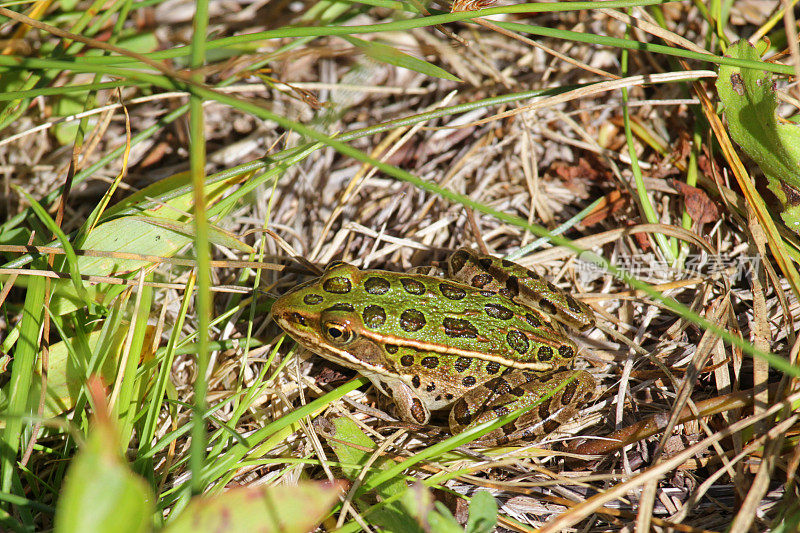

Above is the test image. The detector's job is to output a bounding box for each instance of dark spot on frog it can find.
[491,378,511,395]
[478,257,493,270]
[426,382,436,392]
[325,303,354,312]
[442,317,478,338]
[502,276,519,298]
[501,424,516,437]
[400,309,426,332]
[420,356,439,369]
[303,294,323,305]
[410,398,427,423]
[362,305,386,328]
[493,406,510,417]
[400,355,414,366]
[537,398,552,420]
[462,376,476,387]
[561,379,579,405]
[470,273,494,288]
[506,330,530,354]
[566,295,583,313]
[538,298,557,315]
[525,312,541,328]
[385,344,399,354]
[501,259,514,268]
[412,375,421,388]
[322,276,351,294]
[454,356,471,372]
[485,303,514,320]
[401,278,426,295]
[543,420,559,433]
[364,276,390,295]
[558,345,575,359]
[445,393,454,400]
[486,361,501,374]
[449,249,470,274]
[538,346,553,361]
[439,282,466,300]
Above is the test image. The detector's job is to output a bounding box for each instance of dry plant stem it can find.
[0,245,285,271]
[307,93,457,262]
[601,7,711,55]
[781,0,800,102]
[470,17,620,80]
[541,391,800,533]
[728,412,795,533]
[545,495,718,533]
[637,296,730,532]
[433,71,716,130]
[747,207,771,433]
[671,413,798,523]
[569,382,778,456]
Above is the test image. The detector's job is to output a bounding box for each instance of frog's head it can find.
[271,262,392,373]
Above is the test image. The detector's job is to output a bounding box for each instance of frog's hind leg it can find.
[448,370,597,445]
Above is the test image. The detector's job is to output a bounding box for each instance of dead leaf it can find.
[582,189,629,226]
[670,180,720,224]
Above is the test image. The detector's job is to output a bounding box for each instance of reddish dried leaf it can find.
[582,189,629,227]
[630,220,652,251]
[671,180,720,224]
[552,157,607,198]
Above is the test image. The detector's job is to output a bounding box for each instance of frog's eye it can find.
[323,321,355,345]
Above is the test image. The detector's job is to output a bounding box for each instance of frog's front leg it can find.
[448,370,597,445]
[378,378,432,425]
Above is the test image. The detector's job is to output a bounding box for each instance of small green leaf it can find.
[54,409,154,533]
[716,40,800,234]
[342,36,461,82]
[320,416,419,531]
[163,483,341,533]
[465,491,498,533]
[28,328,127,417]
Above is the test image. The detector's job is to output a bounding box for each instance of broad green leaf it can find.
[716,40,800,233]
[163,483,340,533]
[342,36,461,82]
[50,170,249,315]
[26,328,126,418]
[54,408,154,533]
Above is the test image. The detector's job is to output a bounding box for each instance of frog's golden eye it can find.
[323,321,354,344]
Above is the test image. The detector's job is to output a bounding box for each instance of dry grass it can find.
[1,1,799,531]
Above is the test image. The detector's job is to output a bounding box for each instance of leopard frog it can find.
[271,247,596,445]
